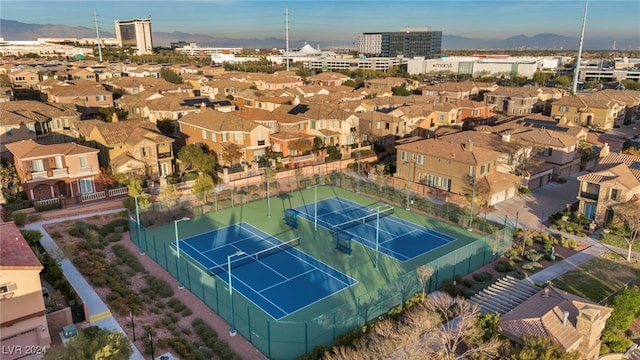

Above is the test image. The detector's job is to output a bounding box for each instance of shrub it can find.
[472,272,493,283]
[524,249,543,262]
[494,260,515,273]
[112,244,145,273]
[105,233,122,243]
[27,213,42,223]
[98,219,129,236]
[20,230,43,246]
[143,276,174,298]
[522,262,544,272]
[560,237,578,249]
[50,231,62,239]
[12,211,27,226]
[519,187,531,194]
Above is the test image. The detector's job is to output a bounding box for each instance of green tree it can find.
[123,176,150,211]
[97,107,128,122]
[45,327,132,360]
[622,80,640,91]
[532,71,552,86]
[0,161,22,196]
[289,138,313,156]
[391,85,412,96]
[477,312,502,342]
[553,75,572,89]
[509,336,581,360]
[177,144,216,174]
[193,173,214,203]
[611,201,640,262]
[160,68,183,84]
[156,120,175,137]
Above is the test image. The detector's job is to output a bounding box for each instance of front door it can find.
[583,202,597,220]
[57,181,68,197]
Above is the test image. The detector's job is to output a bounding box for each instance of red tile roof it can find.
[0,222,43,269]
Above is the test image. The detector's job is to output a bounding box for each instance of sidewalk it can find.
[25,210,145,360]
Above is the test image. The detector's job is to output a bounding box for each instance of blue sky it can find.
[2,0,639,42]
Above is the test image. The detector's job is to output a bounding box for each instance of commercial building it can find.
[357,28,442,59]
[114,18,153,55]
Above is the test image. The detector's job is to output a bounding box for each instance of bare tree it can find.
[289,138,313,156]
[219,143,243,167]
[324,294,502,360]
[416,265,435,301]
[612,200,640,262]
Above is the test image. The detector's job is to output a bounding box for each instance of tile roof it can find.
[579,153,640,188]
[234,108,304,124]
[178,110,264,132]
[0,221,43,269]
[48,84,111,97]
[76,120,160,145]
[500,286,612,352]
[124,127,174,147]
[5,139,99,159]
[396,137,502,165]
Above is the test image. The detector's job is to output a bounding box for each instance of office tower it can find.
[115,18,153,55]
[358,28,442,59]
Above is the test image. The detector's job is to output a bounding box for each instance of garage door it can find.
[507,186,516,199]
[491,190,506,205]
[1,328,39,360]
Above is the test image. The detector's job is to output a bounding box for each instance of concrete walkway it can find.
[25,209,145,360]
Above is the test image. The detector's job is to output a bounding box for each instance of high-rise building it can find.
[114,18,153,55]
[358,27,442,59]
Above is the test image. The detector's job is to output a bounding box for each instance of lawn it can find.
[551,252,640,303]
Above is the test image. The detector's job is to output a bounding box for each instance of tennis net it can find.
[208,237,301,275]
[333,205,394,232]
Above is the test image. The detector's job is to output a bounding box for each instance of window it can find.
[376,122,381,129]
[202,129,207,139]
[79,155,87,167]
[417,154,424,165]
[310,121,316,129]
[5,127,12,136]
[400,151,408,161]
[79,178,93,194]
[385,123,390,130]
[540,147,552,156]
[559,106,568,112]
[141,147,148,157]
[27,124,35,133]
[438,114,445,121]
[32,159,44,172]
[488,96,496,104]
[480,163,490,175]
[610,188,620,200]
[469,166,475,177]
[234,133,239,142]
[221,133,227,141]
[55,156,63,169]
[96,95,106,101]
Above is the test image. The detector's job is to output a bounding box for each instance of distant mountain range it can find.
[1,19,638,50]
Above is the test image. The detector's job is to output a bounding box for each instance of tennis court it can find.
[294,197,456,262]
[172,222,357,320]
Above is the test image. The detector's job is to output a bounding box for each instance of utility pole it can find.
[571,0,589,94]
[285,8,289,71]
[468,175,476,231]
[93,10,103,62]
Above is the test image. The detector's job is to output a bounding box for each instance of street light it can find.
[314,184,318,231]
[468,175,476,231]
[228,250,246,336]
[133,194,144,255]
[403,161,414,211]
[174,217,190,289]
[129,309,136,341]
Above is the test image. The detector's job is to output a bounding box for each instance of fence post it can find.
[267,321,271,359]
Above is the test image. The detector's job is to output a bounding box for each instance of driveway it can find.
[486,173,581,229]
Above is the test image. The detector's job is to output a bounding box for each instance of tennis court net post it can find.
[208,237,301,276]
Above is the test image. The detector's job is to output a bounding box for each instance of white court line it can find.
[258,269,316,293]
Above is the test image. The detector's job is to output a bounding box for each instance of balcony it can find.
[78,166,93,174]
[158,152,173,159]
[579,191,599,201]
[51,168,69,177]
[30,171,48,180]
[257,140,265,146]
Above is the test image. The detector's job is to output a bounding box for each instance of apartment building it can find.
[0,221,51,360]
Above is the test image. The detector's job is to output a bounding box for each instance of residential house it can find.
[252,73,304,91]
[178,109,271,165]
[420,81,481,101]
[274,103,360,148]
[393,102,460,134]
[233,107,307,135]
[74,120,173,178]
[358,111,406,147]
[550,94,626,130]
[500,286,612,360]
[269,131,316,159]
[395,137,520,205]
[510,128,582,179]
[7,69,40,100]
[308,72,350,87]
[589,89,640,124]
[42,84,113,115]
[0,221,51,360]
[5,139,101,204]
[449,99,495,124]
[576,150,640,225]
[101,77,194,96]
[65,68,97,82]
[0,87,12,102]
[483,87,541,116]
[365,77,419,92]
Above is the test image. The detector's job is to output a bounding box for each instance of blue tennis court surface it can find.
[173,222,357,320]
[294,197,456,262]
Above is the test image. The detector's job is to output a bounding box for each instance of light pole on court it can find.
[228,250,246,336]
[174,217,190,289]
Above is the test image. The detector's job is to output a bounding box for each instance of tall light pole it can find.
[314,184,318,231]
[228,250,245,336]
[403,161,413,211]
[133,194,144,255]
[468,175,476,231]
[266,166,271,218]
[374,206,380,269]
[356,150,361,194]
[571,0,589,94]
[174,217,190,289]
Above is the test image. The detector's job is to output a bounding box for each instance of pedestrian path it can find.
[524,244,608,285]
[25,211,145,360]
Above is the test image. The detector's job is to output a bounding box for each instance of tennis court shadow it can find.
[278,192,293,210]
